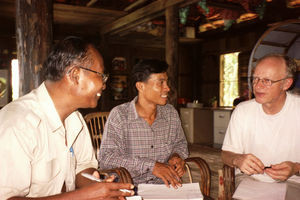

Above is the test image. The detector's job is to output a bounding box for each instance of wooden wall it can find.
[0,27,266,112]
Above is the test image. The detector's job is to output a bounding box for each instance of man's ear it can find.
[283,78,293,90]
[135,82,144,93]
[67,67,80,85]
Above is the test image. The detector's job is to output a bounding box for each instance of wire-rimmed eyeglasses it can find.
[79,66,109,83]
[251,76,289,87]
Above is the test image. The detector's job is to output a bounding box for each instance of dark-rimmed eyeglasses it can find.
[251,76,288,87]
[79,66,109,83]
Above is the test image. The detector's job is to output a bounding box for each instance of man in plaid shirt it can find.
[99,59,188,188]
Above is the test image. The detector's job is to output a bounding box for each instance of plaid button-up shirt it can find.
[99,97,189,184]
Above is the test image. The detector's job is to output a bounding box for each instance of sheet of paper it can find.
[126,196,142,200]
[233,178,287,200]
[135,183,203,200]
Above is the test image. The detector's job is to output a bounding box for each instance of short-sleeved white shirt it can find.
[0,82,97,199]
[222,92,300,183]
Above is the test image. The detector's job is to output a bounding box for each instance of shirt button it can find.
[151,145,153,148]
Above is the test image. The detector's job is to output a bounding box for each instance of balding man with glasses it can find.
[0,36,134,199]
[222,53,300,186]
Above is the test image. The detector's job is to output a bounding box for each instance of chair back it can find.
[84,112,109,156]
[218,164,235,200]
[183,157,211,197]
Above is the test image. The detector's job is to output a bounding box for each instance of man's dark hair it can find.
[131,59,168,94]
[43,36,92,81]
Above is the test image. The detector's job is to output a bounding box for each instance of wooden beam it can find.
[53,3,127,26]
[0,2,127,26]
[16,0,53,96]
[260,41,289,48]
[124,0,148,12]
[86,0,98,7]
[101,0,196,36]
[165,5,179,107]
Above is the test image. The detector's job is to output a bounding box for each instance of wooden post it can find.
[16,0,53,96]
[165,5,179,108]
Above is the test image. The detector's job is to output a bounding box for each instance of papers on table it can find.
[233,178,287,200]
[127,183,203,200]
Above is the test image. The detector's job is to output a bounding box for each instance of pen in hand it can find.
[81,173,132,193]
[81,172,103,182]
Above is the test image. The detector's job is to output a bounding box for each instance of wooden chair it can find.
[218,164,235,200]
[84,111,110,156]
[84,112,212,194]
[84,111,133,184]
[184,157,211,197]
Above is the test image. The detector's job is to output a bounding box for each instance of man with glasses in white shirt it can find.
[222,53,300,185]
[0,37,134,199]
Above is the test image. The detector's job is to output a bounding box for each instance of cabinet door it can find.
[214,127,227,144]
[213,110,231,127]
[180,108,194,143]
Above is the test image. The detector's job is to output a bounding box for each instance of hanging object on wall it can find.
[179,6,190,25]
[198,0,210,15]
[286,0,300,8]
[255,0,266,19]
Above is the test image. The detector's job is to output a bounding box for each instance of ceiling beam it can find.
[100,0,247,36]
[100,0,198,36]
[124,0,148,12]
[54,3,127,26]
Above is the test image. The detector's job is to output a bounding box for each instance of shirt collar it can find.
[128,96,139,120]
[128,96,168,122]
[35,82,83,139]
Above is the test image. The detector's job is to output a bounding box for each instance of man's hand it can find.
[168,156,186,177]
[82,182,135,200]
[264,161,298,181]
[152,162,182,188]
[232,153,264,175]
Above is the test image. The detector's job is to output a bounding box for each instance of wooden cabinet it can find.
[213,109,232,148]
[180,108,213,145]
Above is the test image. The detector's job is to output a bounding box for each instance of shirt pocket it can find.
[31,158,61,183]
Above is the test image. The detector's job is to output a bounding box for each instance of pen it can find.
[264,166,271,169]
[81,173,132,193]
[81,173,103,182]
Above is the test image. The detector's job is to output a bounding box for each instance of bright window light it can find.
[220,52,239,107]
[11,59,19,100]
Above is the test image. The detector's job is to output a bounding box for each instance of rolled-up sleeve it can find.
[73,119,98,174]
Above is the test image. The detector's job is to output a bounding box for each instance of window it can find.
[11,59,19,100]
[220,52,239,107]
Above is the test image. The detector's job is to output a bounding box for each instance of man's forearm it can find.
[294,162,300,176]
[75,168,98,188]
[221,150,242,168]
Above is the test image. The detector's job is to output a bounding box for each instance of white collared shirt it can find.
[0,82,97,199]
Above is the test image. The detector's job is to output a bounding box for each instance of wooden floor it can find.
[186,144,223,200]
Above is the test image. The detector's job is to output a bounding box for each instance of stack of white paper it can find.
[129,183,203,200]
[233,178,287,200]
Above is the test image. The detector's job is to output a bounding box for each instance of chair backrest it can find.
[183,157,211,197]
[84,112,110,156]
[218,164,235,200]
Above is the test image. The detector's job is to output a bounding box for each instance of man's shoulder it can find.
[0,93,42,129]
[287,92,300,103]
[235,98,257,110]
[109,101,133,121]
[112,101,132,113]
